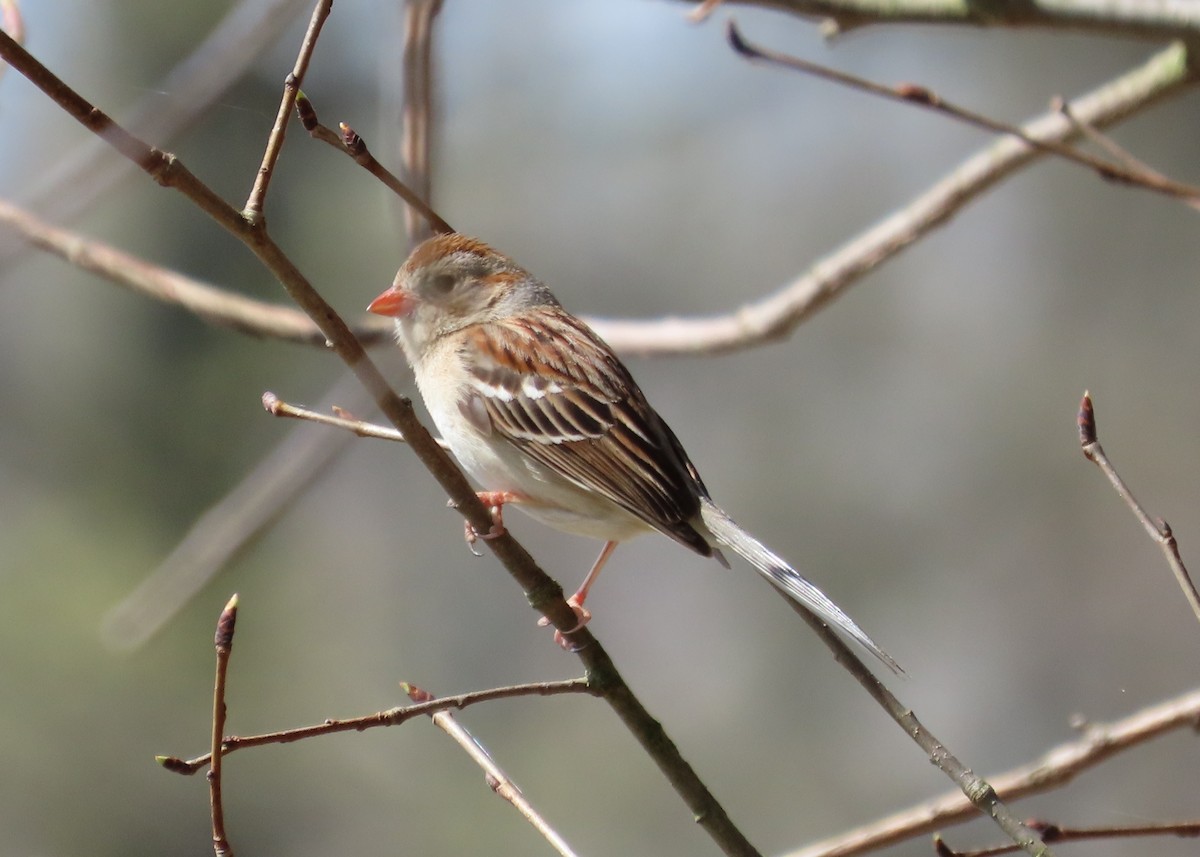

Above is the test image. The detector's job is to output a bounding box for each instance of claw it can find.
[457,491,520,554]
[538,595,593,650]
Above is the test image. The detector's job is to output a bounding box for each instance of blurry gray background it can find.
[2,2,1199,856]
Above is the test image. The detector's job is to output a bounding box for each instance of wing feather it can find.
[463,311,711,555]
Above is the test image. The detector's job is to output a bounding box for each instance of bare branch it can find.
[399,0,444,244]
[1078,392,1200,626]
[405,682,581,857]
[6,44,1191,359]
[161,678,595,774]
[243,0,331,219]
[4,0,311,260]
[295,94,454,234]
[780,599,1051,857]
[727,22,1200,204]
[261,390,451,447]
[0,196,390,346]
[592,41,1197,355]
[209,595,239,857]
[786,686,1200,857]
[939,818,1200,857]
[0,23,767,857]
[680,0,1200,41]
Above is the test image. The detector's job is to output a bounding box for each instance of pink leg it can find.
[540,540,619,648]
[462,490,522,555]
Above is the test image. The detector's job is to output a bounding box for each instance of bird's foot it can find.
[538,594,592,650]
[458,490,520,556]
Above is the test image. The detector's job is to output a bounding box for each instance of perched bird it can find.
[368,233,899,672]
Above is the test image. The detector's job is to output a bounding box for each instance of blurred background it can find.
[2,2,1199,855]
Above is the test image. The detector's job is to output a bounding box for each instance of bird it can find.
[367,232,900,673]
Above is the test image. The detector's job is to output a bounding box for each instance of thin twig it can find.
[0,17,786,857]
[4,0,310,258]
[0,15,1124,857]
[0,196,391,346]
[243,0,330,220]
[1051,98,1200,212]
[786,686,1200,857]
[295,94,454,234]
[779,597,1051,857]
[937,818,1200,857]
[593,40,1196,355]
[209,595,239,857]
[684,0,1200,42]
[4,46,1191,358]
[727,22,1200,204]
[399,0,444,245]
[159,679,595,774]
[1078,392,1200,626]
[102,0,446,648]
[405,683,581,857]
[261,390,451,448]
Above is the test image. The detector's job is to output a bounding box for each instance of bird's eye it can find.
[429,273,457,294]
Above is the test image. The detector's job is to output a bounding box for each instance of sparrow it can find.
[368,233,899,672]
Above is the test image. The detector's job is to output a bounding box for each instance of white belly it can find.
[414,347,653,544]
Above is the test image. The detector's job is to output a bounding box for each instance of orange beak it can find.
[367,287,416,318]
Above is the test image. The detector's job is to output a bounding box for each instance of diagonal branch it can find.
[398,0,444,245]
[3,0,311,264]
[680,0,1200,41]
[0,196,389,345]
[727,22,1200,205]
[4,45,1192,358]
[161,678,596,773]
[1078,392,1200,626]
[785,686,1200,857]
[405,682,581,857]
[0,21,768,857]
[594,41,1196,355]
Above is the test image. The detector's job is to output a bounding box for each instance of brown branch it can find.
[1052,98,1200,212]
[0,196,391,346]
[681,0,1200,41]
[243,0,330,220]
[295,94,454,234]
[0,18,769,857]
[261,390,450,448]
[209,595,238,857]
[4,0,311,262]
[405,682,580,857]
[780,600,1051,857]
[399,0,444,244]
[102,0,445,649]
[1078,392,1200,626]
[6,46,1191,358]
[6,13,1145,857]
[938,818,1200,857]
[727,22,1200,204]
[785,686,1200,857]
[160,678,595,774]
[592,40,1196,355]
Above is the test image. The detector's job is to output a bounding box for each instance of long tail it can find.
[700,498,902,674]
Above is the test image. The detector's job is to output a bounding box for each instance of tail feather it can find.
[700,498,902,675]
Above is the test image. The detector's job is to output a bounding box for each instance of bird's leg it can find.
[461,490,522,555]
[540,540,619,648]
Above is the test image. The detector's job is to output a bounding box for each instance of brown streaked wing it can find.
[464,311,711,556]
